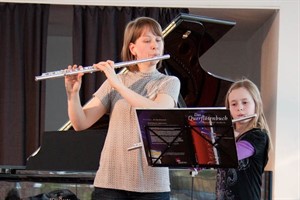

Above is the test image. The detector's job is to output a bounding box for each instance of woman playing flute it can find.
[64,17,180,200]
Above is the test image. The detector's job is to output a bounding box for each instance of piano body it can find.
[1,13,236,184]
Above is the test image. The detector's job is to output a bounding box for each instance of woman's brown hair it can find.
[121,17,163,71]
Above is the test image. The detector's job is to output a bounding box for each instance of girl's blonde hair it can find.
[225,78,272,148]
[121,17,163,71]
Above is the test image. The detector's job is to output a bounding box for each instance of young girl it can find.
[64,17,180,200]
[216,78,271,200]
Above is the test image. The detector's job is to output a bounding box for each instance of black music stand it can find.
[135,108,238,169]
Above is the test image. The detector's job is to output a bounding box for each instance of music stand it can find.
[135,107,238,169]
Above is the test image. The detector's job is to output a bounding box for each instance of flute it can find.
[35,54,170,81]
[232,114,257,123]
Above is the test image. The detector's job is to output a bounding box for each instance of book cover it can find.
[135,108,238,168]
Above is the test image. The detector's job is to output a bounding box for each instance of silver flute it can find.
[232,114,257,123]
[35,54,170,81]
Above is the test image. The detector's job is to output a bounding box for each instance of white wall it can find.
[2,0,299,199]
[274,2,299,199]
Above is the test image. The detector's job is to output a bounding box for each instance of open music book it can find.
[135,108,238,168]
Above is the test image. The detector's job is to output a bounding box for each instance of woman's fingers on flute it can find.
[93,60,115,72]
[65,65,84,80]
[77,65,84,77]
[106,60,114,66]
[93,62,105,71]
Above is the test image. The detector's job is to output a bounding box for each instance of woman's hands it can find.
[65,60,122,95]
[64,64,107,131]
[64,65,84,96]
[93,60,123,90]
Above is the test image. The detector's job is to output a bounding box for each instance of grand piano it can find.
[0,13,272,199]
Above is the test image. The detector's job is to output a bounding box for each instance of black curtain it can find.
[0,3,49,165]
[73,6,189,102]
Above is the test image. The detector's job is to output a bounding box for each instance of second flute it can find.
[35,54,170,81]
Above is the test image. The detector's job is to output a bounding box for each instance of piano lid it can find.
[163,13,236,56]
[160,13,236,107]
